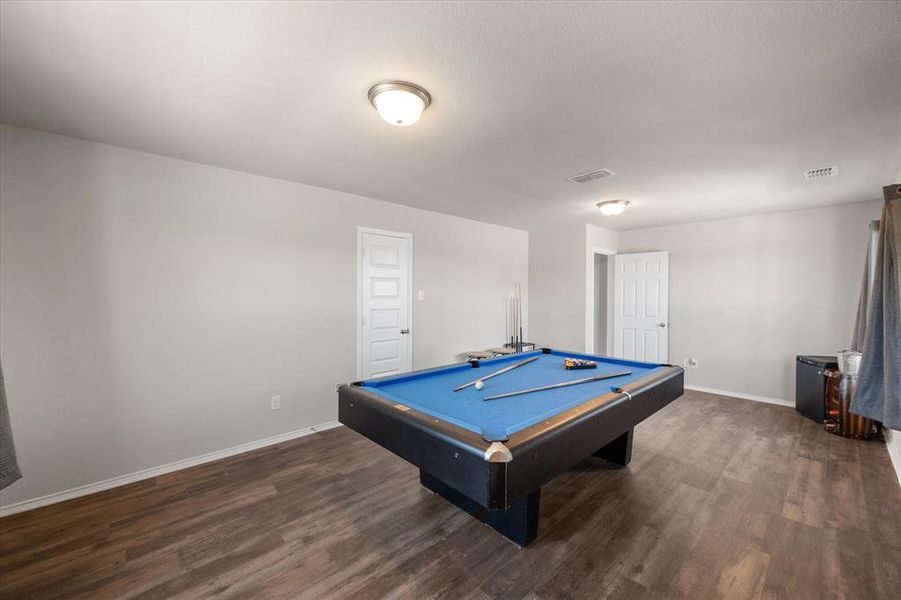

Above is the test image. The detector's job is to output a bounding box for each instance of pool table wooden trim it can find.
[338,383,506,508]
[338,351,684,515]
[501,364,684,504]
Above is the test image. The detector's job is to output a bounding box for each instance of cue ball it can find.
[475,380,484,390]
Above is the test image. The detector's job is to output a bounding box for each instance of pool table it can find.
[337,348,684,547]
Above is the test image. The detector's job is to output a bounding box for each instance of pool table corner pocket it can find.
[484,441,513,463]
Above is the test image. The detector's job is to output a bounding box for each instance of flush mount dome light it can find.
[368,81,431,126]
[597,199,630,216]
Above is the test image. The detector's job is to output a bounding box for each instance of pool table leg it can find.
[419,471,540,547]
[593,427,633,467]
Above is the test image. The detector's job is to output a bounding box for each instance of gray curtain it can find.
[0,360,22,490]
[850,192,900,429]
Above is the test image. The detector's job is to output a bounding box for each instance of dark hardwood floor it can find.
[1,390,899,599]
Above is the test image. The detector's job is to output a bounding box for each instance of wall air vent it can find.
[803,166,838,181]
[568,168,615,184]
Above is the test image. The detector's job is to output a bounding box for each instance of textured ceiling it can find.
[1,1,899,231]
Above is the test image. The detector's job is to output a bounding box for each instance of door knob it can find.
[400,329,410,335]
[658,323,666,328]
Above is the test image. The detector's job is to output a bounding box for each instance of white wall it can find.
[617,201,883,401]
[883,196,901,485]
[528,224,588,350]
[888,431,901,487]
[0,125,529,508]
[586,223,618,253]
[529,223,619,353]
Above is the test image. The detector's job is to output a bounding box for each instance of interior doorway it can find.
[594,254,610,355]
[586,246,616,356]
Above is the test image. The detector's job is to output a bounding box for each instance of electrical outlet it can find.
[682,358,699,369]
[270,395,281,410]
[417,290,425,301]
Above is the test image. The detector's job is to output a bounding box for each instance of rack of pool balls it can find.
[564,358,597,370]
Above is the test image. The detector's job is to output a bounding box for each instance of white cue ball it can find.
[475,380,484,390]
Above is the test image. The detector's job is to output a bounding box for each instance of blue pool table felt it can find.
[361,350,667,442]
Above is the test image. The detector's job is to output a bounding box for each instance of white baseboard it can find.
[0,420,343,518]
[684,384,793,408]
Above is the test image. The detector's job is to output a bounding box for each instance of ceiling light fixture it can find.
[368,81,431,126]
[597,199,630,216]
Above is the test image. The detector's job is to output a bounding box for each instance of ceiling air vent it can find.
[568,168,615,184]
[803,166,838,181]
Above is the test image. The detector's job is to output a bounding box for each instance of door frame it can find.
[585,245,616,355]
[356,226,414,380]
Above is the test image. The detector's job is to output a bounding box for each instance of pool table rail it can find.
[338,382,507,510]
[499,364,684,505]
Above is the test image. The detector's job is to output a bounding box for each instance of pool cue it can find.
[517,283,522,346]
[453,355,540,392]
[513,288,518,347]
[516,283,522,350]
[511,291,515,347]
[482,370,632,401]
[507,293,513,344]
[510,291,515,349]
[505,293,510,346]
[513,284,519,348]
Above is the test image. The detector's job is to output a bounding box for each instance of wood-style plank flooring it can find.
[1,390,899,599]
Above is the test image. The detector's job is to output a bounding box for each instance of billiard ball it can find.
[475,380,484,390]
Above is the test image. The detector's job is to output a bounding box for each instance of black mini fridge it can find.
[795,355,838,422]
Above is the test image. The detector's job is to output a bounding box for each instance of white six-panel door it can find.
[358,229,412,379]
[612,251,669,363]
